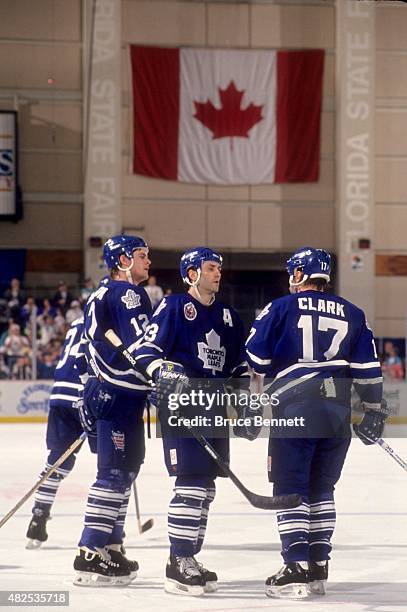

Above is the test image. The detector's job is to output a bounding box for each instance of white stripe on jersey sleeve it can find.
[246,350,272,366]
[350,361,381,369]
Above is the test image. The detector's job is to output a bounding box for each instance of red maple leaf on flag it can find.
[193,81,263,145]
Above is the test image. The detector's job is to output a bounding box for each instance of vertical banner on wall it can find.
[83,0,122,282]
[0,111,19,220]
[336,1,375,323]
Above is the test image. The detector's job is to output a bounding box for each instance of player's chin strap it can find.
[185,268,215,305]
[117,259,134,285]
[117,247,148,285]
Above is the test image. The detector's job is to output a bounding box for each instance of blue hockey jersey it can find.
[49,317,86,409]
[135,294,246,379]
[246,290,383,408]
[83,278,152,392]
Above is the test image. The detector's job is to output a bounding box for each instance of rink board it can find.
[1,380,406,426]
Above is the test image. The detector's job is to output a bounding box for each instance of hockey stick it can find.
[0,432,87,529]
[376,438,407,472]
[105,329,302,511]
[132,481,154,533]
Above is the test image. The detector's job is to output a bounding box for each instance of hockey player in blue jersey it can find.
[25,317,93,549]
[73,235,152,586]
[245,247,389,599]
[135,247,247,596]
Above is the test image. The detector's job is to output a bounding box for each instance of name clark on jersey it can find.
[298,296,345,318]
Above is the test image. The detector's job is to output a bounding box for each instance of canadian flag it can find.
[131,46,324,185]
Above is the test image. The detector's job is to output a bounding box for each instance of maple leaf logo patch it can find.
[194,81,263,146]
[197,329,226,375]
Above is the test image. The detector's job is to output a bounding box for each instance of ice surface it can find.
[1,424,406,612]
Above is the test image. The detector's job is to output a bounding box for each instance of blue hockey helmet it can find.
[286,247,331,287]
[180,247,223,286]
[103,235,148,270]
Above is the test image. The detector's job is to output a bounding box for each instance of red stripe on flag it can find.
[131,46,179,180]
[275,50,324,183]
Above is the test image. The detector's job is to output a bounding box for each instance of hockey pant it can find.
[168,475,216,557]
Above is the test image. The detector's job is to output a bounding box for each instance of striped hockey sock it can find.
[195,483,216,555]
[309,495,336,561]
[107,487,131,545]
[33,461,73,513]
[168,485,207,557]
[276,499,311,563]
[79,483,125,550]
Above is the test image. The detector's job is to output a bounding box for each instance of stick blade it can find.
[140,518,154,533]
[249,493,302,511]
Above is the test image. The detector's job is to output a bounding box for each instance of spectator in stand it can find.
[53,307,67,336]
[0,319,14,348]
[38,315,56,348]
[37,352,57,380]
[382,340,405,380]
[79,277,95,305]
[21,296,38,333]
[52,281,74,316]
[65,300,84,325]
[11,354,31,380]
[2,323,30,378]
[144,275,164,307]
[4,277,26,324]
[48,338,63,363]
[37,298,56,324]
[164,287,173,297]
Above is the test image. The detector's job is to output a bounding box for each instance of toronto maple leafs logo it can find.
[197,329,226,375]
[194,81,264,149]
[184,302,197,321]
[121,289,141,309]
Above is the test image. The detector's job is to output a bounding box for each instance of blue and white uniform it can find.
[78,277,152,550]
[246,278,382,564]
[135,288,246,558]
[32,318,96,515]
[136,293,246,475]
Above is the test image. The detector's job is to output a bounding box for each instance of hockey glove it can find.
[76,397,96,435]
[230,378,263,441]
[150,362,189,417]
[353,399,390,445]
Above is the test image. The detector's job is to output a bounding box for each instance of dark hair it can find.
[303,278,328,291]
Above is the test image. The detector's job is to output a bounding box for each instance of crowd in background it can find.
[0,277,93,380]
[0,275,404,381]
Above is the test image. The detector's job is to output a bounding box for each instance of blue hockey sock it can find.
[168,484,207,557]
[107,487,131,545]
[195,483,216,555]
[32,452,75,513]
[79,481,126,550]
[276,497,311,563]
[309,493,336,561]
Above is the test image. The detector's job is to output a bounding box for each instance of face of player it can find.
[119,248,151,285]
[198,260,222,295]
[289,269,303,294]
[131,248,151,284]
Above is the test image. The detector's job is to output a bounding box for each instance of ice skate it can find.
[73,547,132,587]
[164,554,206,596]
[192,557,218,592]
[265,562,309,599]
[309,560,328,595]
[26,508,50,549]
[106,544,139,581]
